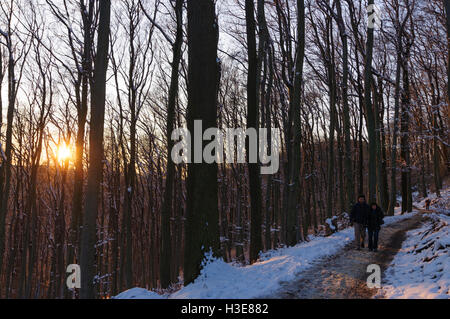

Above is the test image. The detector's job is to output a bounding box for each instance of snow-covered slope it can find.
[377,189,450,299]
[114,211,417,299]
[115,229,353,299]
[114,287,165,299]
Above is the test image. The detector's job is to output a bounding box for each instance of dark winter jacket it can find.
[367,206,384,230]
[350,202,369,225]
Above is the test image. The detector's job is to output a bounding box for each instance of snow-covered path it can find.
[115,210,427,299]
[262,212,424,299]
[115,186,450,300]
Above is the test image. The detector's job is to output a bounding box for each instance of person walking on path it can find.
[425,198,431,211]
[367,203,384,252]
[350,195,369,250]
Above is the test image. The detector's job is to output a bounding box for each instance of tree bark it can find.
[285,0,305,246]
[80,0,111,299]
[160,0,183,288]
[444,0,450,177]
[400,48,412,213]
[364,0,377,203]
[68,0,94,278]
[184,0,220,285]
[245,0,263,263]
[0,31,16,279]
[336,0,354,213]
[388,4,404,216]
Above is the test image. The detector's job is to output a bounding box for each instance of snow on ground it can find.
[115,229,353,299]
[115,211,417,299]
[416,187,450,215]
[377,213,450,299]
[113,287,165,299]
[377,190,450,299]
[384,211,418,225]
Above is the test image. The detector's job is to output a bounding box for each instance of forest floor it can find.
[116,187,449,299]
[262,211,425,299]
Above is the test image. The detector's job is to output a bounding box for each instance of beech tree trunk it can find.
[364,0,377,203]
[80,0,111,299]
[336,0,354,213]
[0,30,16,279]
[285,0,305,245]
[160,0,183,288]
[184,0,221,285]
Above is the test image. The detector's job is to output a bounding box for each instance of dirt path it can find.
[261,212,424,299]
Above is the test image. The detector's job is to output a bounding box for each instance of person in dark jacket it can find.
[367,203,384,252]
[350,195,369,250]
[425,198,431,211]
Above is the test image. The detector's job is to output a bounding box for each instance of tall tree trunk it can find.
[184,0,220,285]
[66,6,95,297]
[124,8,138,290]
[374,77,386,209]
[261,18,274,250]
[160,0,183,289]
[336,0,354,213]
[364,0,377,203]
[444,0,450,177]
[245,0,263,263]
[0,32,16,279]
[79,0,111,299]
[400,50,412,213]
[388,12,403,216]
[68,0,94,276]
[325,21,337,219]
[285,0,305,246]
[358,90,364,195]
[433,108,441,197]
[381,119,389,211]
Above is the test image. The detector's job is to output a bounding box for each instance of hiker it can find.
[367,203,384,252]
[350,195,369,250]
[425,198,431,211]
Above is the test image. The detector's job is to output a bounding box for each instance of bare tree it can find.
[184,0,221,285]
[80,0,111,299]
[285,0,305,245]
[0,0,30,282]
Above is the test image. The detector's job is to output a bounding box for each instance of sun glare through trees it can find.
[57,143,72,164]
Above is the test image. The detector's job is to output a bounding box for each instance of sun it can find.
[57,143,72,163]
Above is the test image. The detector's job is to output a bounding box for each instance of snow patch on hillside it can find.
[114,287,166,299]
[170,229,356,299]
[377,189,450,299]
[377,213,449,298]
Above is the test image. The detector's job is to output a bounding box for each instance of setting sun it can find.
[57,143,72,163]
